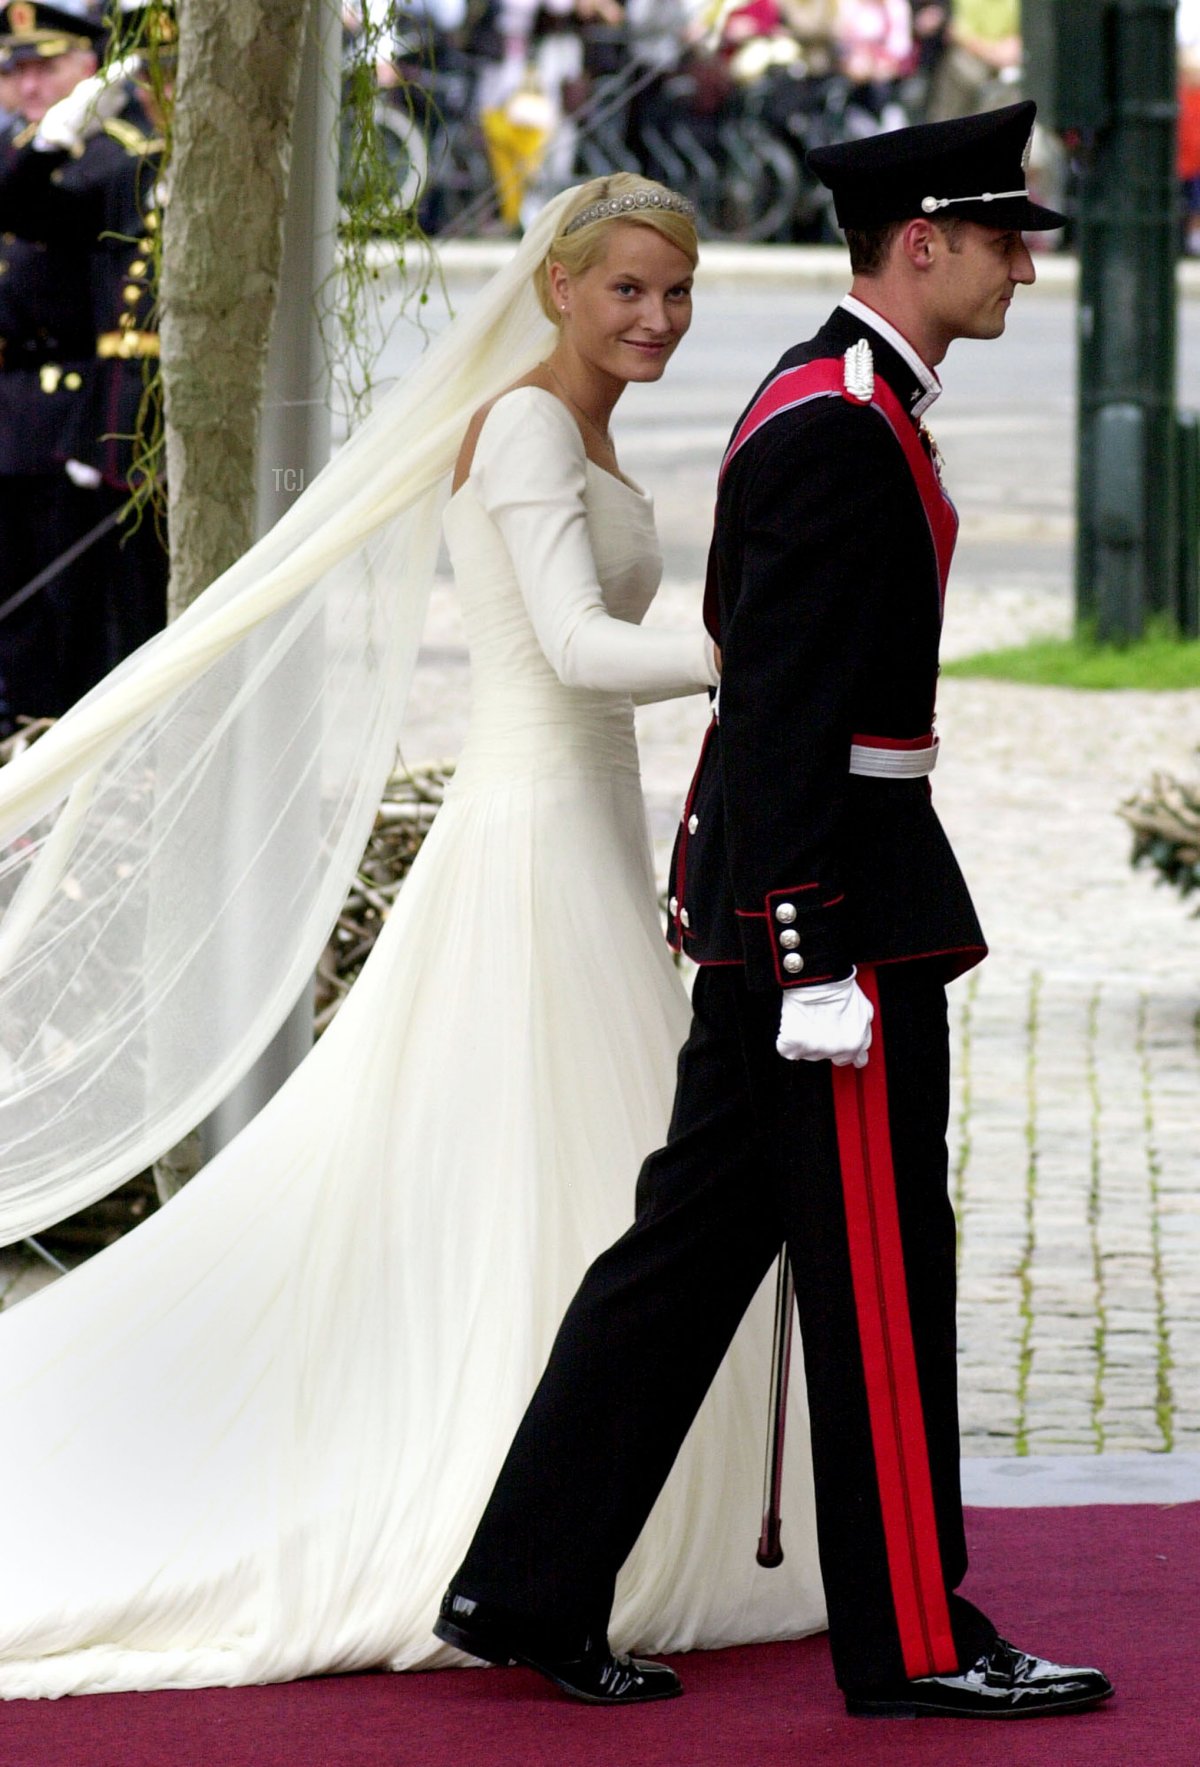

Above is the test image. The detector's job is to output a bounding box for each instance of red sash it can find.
[703,357,959,641]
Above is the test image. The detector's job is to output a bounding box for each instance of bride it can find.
[0,174,824,1700]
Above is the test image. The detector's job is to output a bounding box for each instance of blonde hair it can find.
[533,175,700,324]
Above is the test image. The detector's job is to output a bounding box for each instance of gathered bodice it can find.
[440,387,712,788]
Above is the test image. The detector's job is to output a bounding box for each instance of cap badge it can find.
[9,2,36,29]
[843,339,874,404]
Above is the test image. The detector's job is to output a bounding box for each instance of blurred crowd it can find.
[0,0,169,739]
[1180,0,1200,253]
[346,0,1200,252]
[353,0,1026,131]
[346,0,1049,233]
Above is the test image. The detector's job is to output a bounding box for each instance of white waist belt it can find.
[849,737,939,778]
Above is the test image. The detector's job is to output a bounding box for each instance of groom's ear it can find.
[898,218,941,272]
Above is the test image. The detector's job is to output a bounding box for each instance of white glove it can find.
[776,968,874,1069]
[34,61,138,154]
[65,459,102,489]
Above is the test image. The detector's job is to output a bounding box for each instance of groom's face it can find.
[558,224,695,386]
[923,220,1036,344]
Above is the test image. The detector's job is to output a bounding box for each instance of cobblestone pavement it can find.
[937,589,1199,1459]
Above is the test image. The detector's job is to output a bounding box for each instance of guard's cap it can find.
[808,102,1067,233]
[0,0,104,70]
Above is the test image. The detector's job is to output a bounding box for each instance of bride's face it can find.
[552,224,695,386]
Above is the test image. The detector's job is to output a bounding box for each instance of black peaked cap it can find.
[808,102,1067,233]
[0,1,105,67]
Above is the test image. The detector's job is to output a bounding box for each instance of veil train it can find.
[0,192,573,1243]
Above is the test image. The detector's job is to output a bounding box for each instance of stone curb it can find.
[962,1451,1200,1506]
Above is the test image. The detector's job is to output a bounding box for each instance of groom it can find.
[435,105,1114,1720]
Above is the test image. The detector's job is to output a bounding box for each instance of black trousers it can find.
[452,961,995,1693]
[0,474,103,729]
[0,476,166,731]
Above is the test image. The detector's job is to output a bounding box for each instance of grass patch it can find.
[943,630,1200,690]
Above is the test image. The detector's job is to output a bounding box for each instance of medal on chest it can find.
[919,421,946,486]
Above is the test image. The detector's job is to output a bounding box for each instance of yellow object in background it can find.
[481,81,554,227]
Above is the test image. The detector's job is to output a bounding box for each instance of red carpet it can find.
[7,1504,1197,1767]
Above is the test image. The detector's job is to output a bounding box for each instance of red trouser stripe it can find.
[830,965,958,1679]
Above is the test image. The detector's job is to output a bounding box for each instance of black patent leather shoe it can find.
[433,1589,683,1705]
[846,1637,1114,1720]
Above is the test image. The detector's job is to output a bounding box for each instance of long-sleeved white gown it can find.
[0,388,824,1700]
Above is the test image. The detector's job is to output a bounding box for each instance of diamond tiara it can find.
[561,189,696,237]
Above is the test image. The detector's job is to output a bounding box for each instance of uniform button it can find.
[680,907,691,929]
[63,371,82,390]
[123,285,142,305]
[779,928,800,950]
[782,952,805,975]
[668,895,678,916]
[687,813,699,834]
[774,902,797,925]
[129,259,148,277]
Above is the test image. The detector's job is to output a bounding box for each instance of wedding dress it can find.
[0,387,824,1700]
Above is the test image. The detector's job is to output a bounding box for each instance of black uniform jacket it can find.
[0,122,94,474]
[667,303,986,993]
[0,99,162,488]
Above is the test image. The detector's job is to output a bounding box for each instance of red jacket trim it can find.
[719,364,846,481]
[716,357,959,617]
[851,732,937,751]
[667,714,718,950]
[762,884,823,987]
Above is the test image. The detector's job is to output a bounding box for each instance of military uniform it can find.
[0,37,166,729]
[0,124,97,725]
[443,107,1112,1720]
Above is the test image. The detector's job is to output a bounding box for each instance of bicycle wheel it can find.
[700,119,801,243]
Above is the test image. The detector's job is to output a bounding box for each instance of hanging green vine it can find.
[96,0,173,535]
[325,0,438,427]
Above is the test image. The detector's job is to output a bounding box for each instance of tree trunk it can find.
[154,0,310,1196]
[160,0,310,614]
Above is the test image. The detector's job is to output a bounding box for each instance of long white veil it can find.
[0,192,573,1245]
